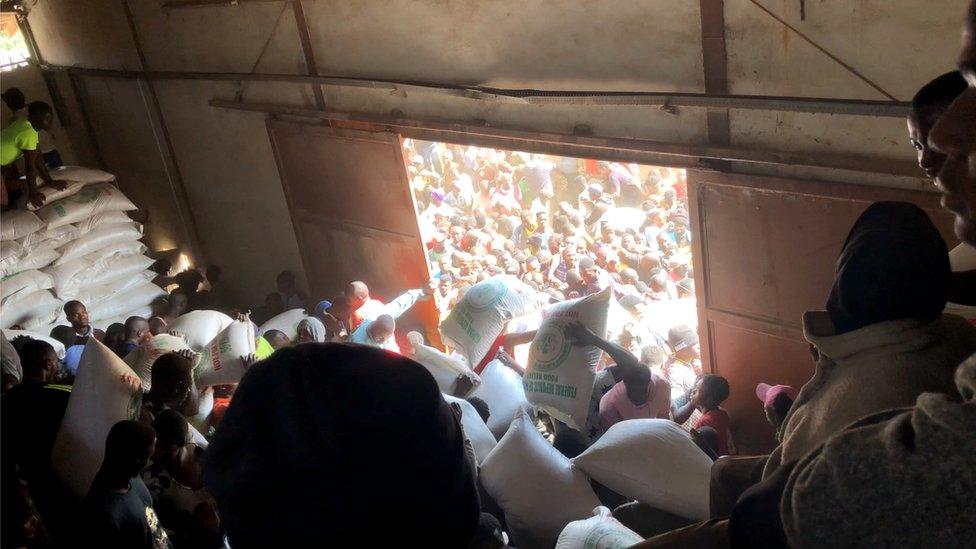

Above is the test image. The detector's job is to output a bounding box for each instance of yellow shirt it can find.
[0,118,38,166]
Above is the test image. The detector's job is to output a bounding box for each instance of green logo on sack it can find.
[464,279,507,312]
[530,323,571,372]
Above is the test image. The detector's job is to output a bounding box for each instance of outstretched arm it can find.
[565,321,640,377]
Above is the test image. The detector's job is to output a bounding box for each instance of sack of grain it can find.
[469,359,530,439]
[17,224,78,254]
[0,241,23,274]
[441,276,543,369]
[258,308,307,340]
[2,329,66,359]
[193,319,257,388]
[1,270,55,307]
[87,283,165,323]
[0,210,43,241]
[51,338,143,497]
[168,310,234,351]
[524,288,611,431]
[443,394,497,465]
[27,166,115,211]
[35,183,136,229]
[54,222,142,265]
[1,290,62,330]
[4,247,59,278]
[480,408,600,549]
[555,506,643,549]
[405,331,480,395]
[72,270,156,308]
[73,210,133,234]
[124,333,191,390]
[572,419,712,520]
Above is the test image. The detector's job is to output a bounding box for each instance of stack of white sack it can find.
[0,168,165,332]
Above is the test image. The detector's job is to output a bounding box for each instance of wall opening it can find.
[0,13,30,72]
[401,138,700,400]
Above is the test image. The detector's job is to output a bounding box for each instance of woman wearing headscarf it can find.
[203,343,480,548]
[762,201,976,477]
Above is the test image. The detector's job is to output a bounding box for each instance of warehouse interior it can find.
[2,0,975,547]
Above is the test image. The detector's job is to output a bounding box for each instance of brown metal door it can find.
[688,170,958,454]
[266,119,437,340]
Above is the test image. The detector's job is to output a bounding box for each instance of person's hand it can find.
[454,373,476,397]
[176,348,198,362]
[27,189,45,208]
[49,179,68,191]
[240,353,258,370]
[565,321,596,346]
[169,330,187,341]
[423,279,437,297]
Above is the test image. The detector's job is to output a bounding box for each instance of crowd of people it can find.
[2,3,976,547]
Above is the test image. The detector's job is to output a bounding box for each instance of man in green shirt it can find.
[1,101,62,209]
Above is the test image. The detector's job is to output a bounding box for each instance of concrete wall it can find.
[24,0,972,307]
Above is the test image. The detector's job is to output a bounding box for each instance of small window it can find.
[0,13,30,72]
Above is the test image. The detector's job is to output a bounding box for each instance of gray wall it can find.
[23,0,970,307]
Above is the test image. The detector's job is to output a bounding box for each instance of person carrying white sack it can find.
[348,282,435,353]
[565,320,671,434]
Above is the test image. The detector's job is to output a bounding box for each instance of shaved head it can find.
[347,281,370,311]
[367,314,396,343]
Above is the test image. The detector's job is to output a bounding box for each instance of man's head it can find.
[150,295,169,318]
[668,324,700,361]
[640,345,668,369]
[346,281,370,311]
[168,290,189,317]
[63,301,89,331]
[929,1,976,245]
[149,352,194,409]
[367,315,396,345]
[26,101,53,132]
[101,420,155,479]
[756,383,798,430]
[696,374,730,410]
[277,270,297,295]
[263,329,291,350]
[2,87,25,112]
[104,323,125,350]
[908,71,968,178]
[49,325,75,349]
[124,316,149,342]
[152,408,189,463]
[578,257,598,284]
[18,339,60,383]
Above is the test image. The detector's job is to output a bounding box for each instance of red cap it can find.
[756,383,797,408]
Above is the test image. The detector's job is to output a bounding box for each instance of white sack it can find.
[27,166,115,210]
[555,506,644,549]
[1,290,62,330]
[1,270,55,306]
[405,331,480,395]
[525,288,611,431]
[35,183,136,229]
[480,408,601,549]
[83,240,146,264]
[188,387,215,437]
[4,247,59,278]
[72,270,156,308]
[258,308,307,340]
[54,222,142,264]
[73,210,133,235]
[28,181,89,211]
[17,224,78,253]
[0,210,43,241]
[0,241,23,273]
[87,283,166,323]
[572,419,712,520]
[469,359,530,439]
[443,394,497,465]
[193,320,257,388]
[124,333,192,390]
[85,254,155,289]
[167,310,234,351]
[441,275,542,367]
[51,339,143,497]
[2,329,66,359]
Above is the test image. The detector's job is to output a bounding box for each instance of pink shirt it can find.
[599,375,672,433]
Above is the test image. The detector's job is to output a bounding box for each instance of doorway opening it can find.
[401,138,700,399]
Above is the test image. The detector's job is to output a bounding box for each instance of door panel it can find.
[689,171,958,454]
[267,119,438,340]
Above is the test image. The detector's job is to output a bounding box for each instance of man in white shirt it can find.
[348,286,432,353]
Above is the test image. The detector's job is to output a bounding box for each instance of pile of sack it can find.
[0,167,165,332]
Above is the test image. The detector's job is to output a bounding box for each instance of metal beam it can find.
[161,0,283,9]
[38,63,911,117]
[209,98,920,177]
[290,0,325,109]
[700,0,731,168]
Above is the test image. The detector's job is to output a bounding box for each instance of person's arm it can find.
[32,151,64,190]
[383,282,434,319]
[565,321,641,377]
[671,384,699,424]
[22,149,44,208]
